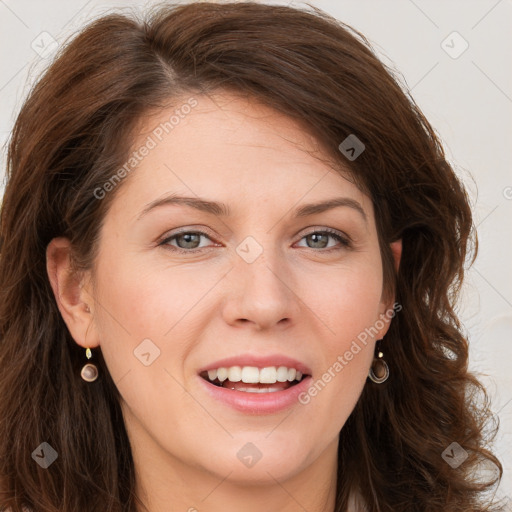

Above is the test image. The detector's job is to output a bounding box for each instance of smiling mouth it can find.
[199,371,308,393]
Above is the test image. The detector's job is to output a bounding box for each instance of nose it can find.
[221,247,300,331]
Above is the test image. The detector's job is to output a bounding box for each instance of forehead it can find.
[137,91,333,164]
[112,91,373,222]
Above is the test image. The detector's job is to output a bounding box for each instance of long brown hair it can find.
[0,2,503,511]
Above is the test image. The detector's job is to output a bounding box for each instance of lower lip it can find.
[198,375,312,414]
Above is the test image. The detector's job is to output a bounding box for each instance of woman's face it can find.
[76,92,398,491]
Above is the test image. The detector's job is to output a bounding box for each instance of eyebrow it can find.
[137,194,367,222]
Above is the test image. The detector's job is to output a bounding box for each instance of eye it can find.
[159,227,351,254]
[159,230,217,253]
[295,228,351,251]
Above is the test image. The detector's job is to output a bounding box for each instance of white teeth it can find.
[241,366,260,383]
[227,366,242,382]
[203,365,306,384]
[235,386,284,393]
[276,366,289,382]
[259,367,277,383]
[216,367,228,382]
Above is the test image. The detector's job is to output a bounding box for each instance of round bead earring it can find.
[80,347,98,382]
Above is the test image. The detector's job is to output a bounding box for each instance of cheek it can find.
[90,253,222,372]
[325,277,381,373]
[299,285,380,435]
[297,257,383,421]
[95,245,212,326]
[299,255,384,342]
[90,256,206,424]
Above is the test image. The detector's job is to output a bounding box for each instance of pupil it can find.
[178,233,200,249]
[308,233,328,249]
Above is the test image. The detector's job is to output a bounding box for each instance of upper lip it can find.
[198,354,312,376]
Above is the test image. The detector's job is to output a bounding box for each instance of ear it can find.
[376,239,403,338]
[390,239,402,273]
[46,237,100,349]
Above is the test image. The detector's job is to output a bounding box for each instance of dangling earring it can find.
[368,339,389,384]
[80,347,99,382]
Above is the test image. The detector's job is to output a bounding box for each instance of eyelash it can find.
[158,227,352,254]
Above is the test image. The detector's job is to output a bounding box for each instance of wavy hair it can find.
[0,2,503,511]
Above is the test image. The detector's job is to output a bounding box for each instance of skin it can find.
[47,91,401,512]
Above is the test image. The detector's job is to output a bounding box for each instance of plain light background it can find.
[1,0,511,502]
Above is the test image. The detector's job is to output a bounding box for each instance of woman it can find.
[0,1,504,511]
